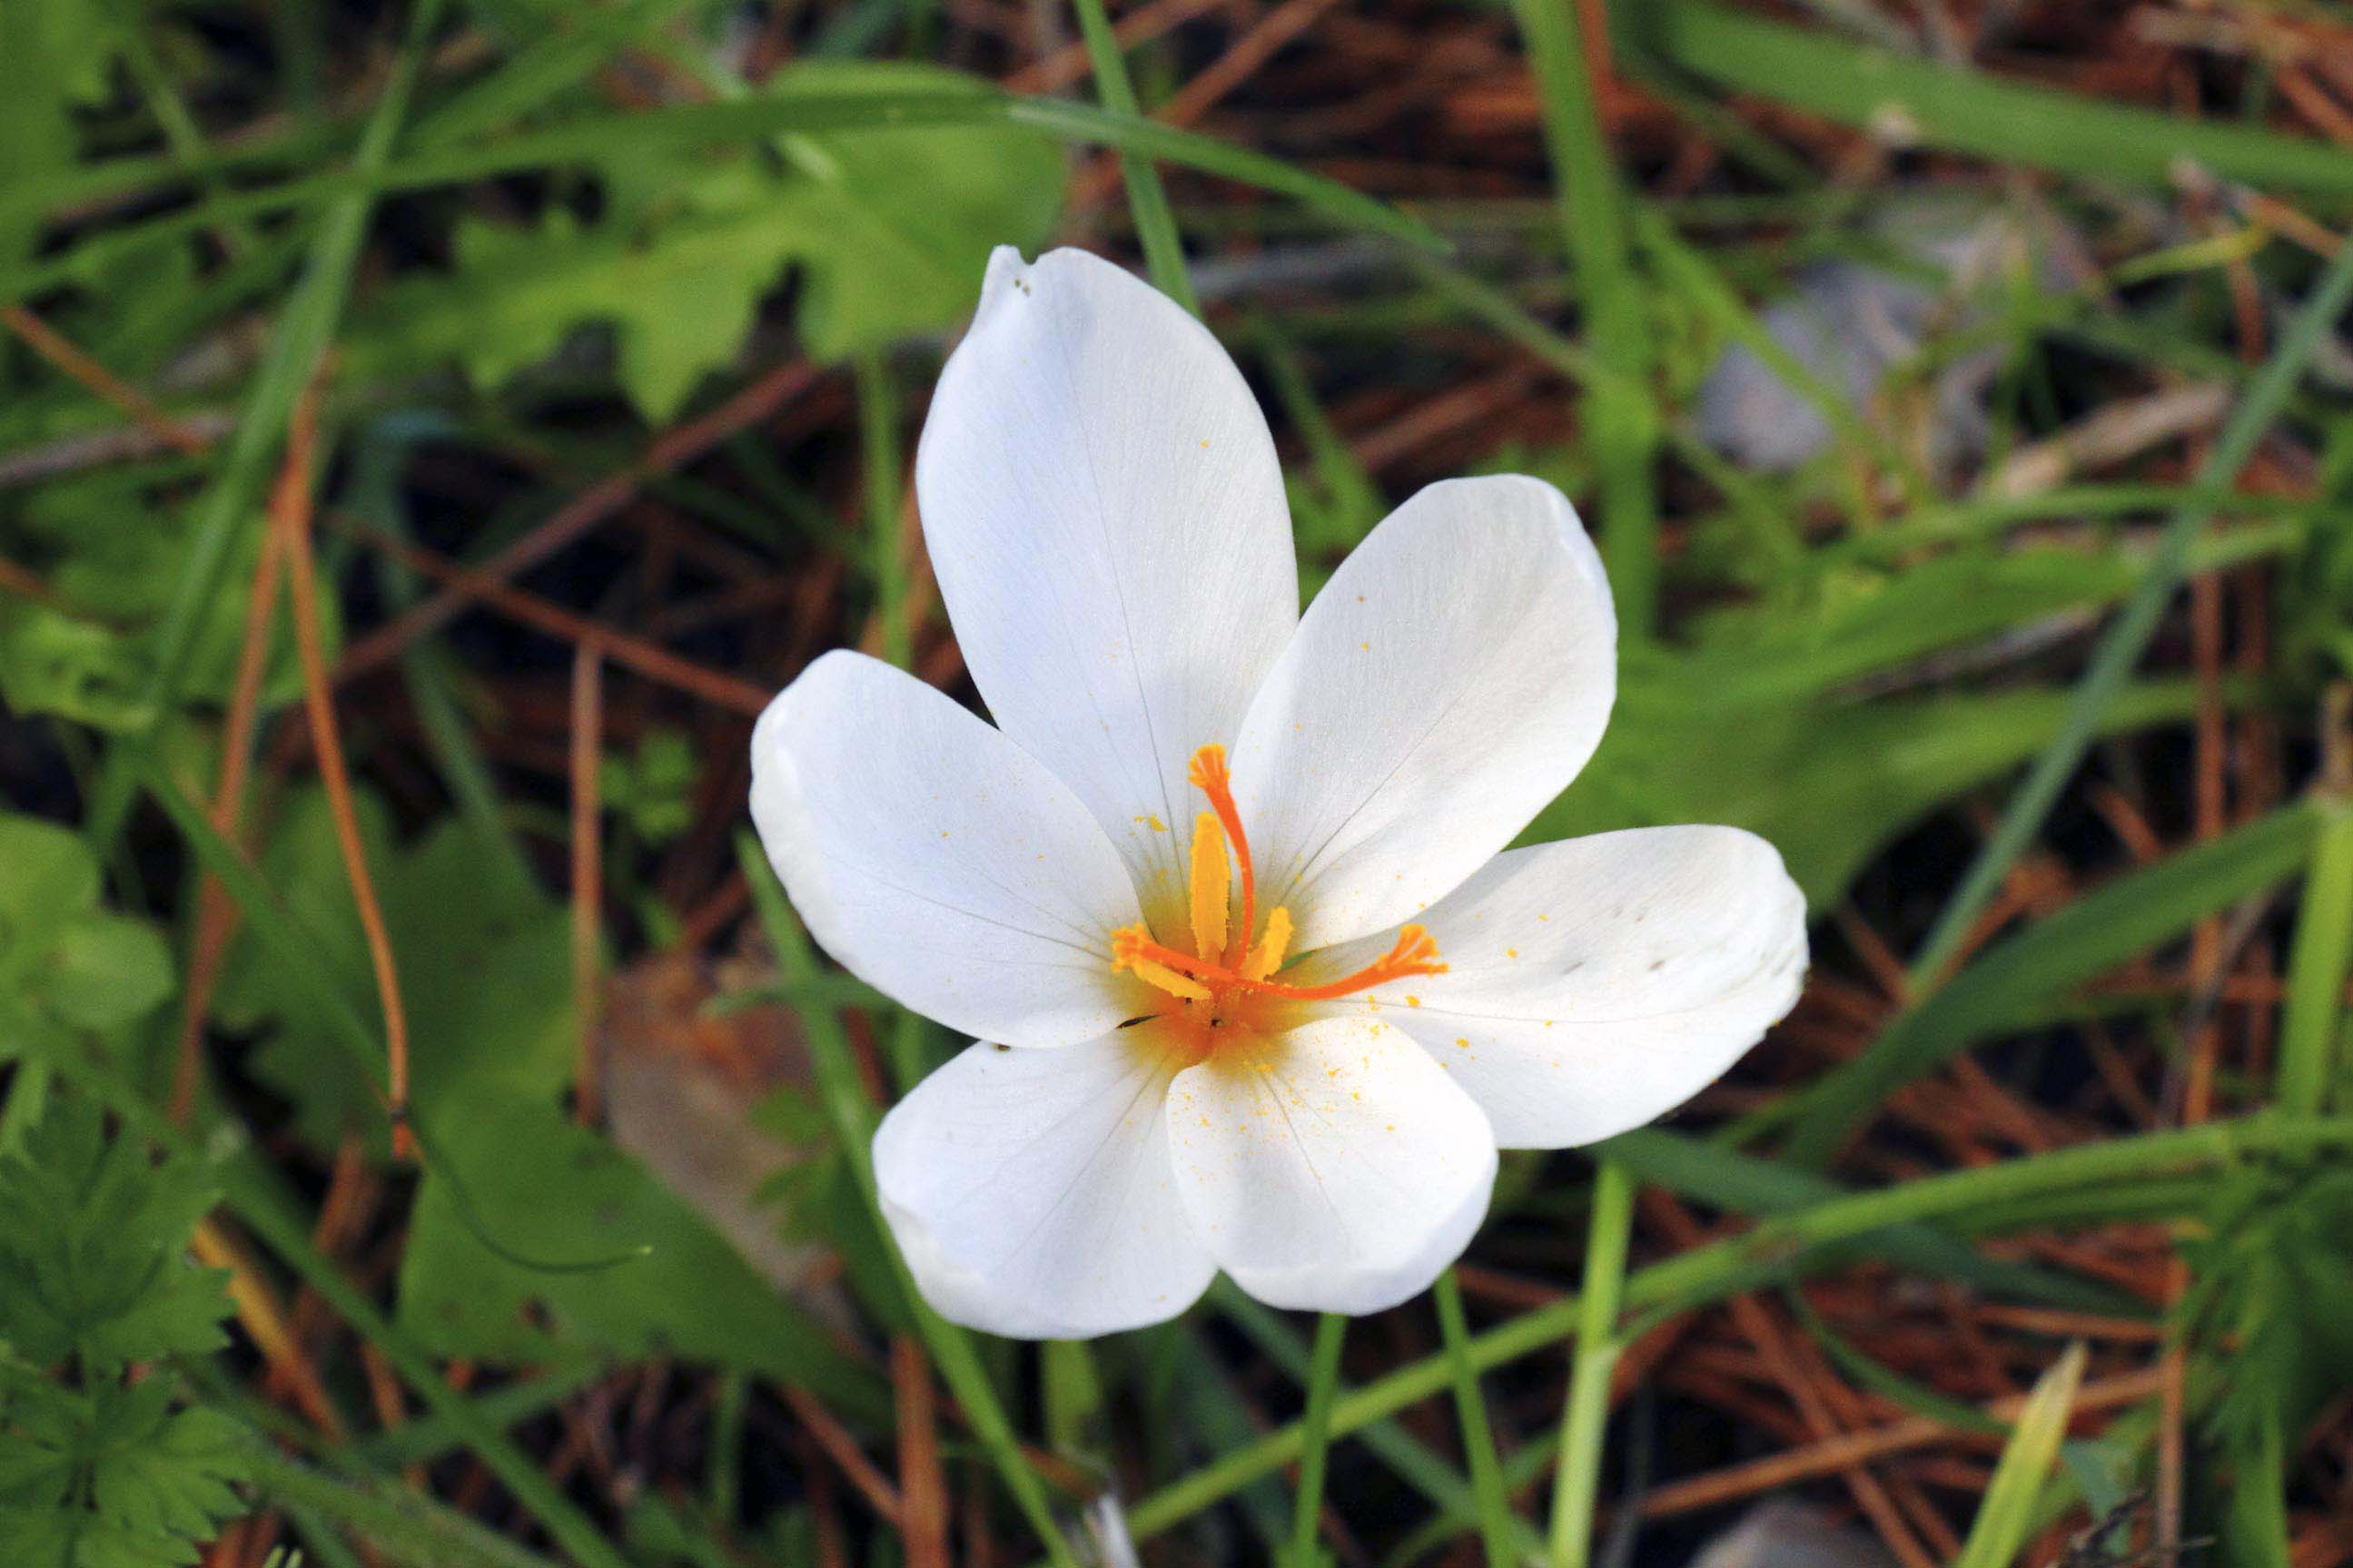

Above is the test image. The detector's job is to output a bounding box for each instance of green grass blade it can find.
[1286,1312,1350,1568]
[1787,797,2328,1163]
[1215,1284,1489,1521]
[2,92,1439,310]
[1104,1113,2353,1557]
[737,833,1083,1568]
[1638,1,2353,196]
[84,0,447,855]
[1606,1129,2145,1316]
[1951,1343,2087,1568]
[1068,0,1199,312]
[242,1445,568,1568]
[1897,230,2353,999]
[1545,1159,1633,1568]
[2278,788,2353,1117]
[1432,1271,1523,1568]
[1508,0,1659,636]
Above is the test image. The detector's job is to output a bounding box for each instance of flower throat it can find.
[1111,746,1447,1012]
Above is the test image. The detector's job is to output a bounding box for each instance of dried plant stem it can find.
[1,302,211,456]
[272,388,414,1159]
[168,521,286,1127]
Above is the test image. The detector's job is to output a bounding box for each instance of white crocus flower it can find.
[751,247,1809,1339]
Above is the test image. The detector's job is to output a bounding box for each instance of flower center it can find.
[1110,745,1448,1025]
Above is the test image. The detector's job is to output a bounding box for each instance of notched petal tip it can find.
[975,244,1034,313]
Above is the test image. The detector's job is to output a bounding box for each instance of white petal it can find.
[750,651,1144,1049]
[873,1034,1215,1338]
[1307,828,1808,1148]
[915,247,1298,915]
[1165,1016,1497,1314]
[1231,476,1616,951]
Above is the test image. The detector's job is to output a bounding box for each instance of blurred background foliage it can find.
[2,0,2353,1565]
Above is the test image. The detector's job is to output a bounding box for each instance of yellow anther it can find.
[1112,926,1213,1001]
[1243,906,1292,981]
[1108,748,1444,1021]
[1188,811,1231,961]
[1131,957,1211,1001]
[1187,745,1255,966]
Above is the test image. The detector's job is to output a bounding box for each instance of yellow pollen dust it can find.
[1109,745,1446,1024]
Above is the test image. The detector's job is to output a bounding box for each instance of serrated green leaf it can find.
[0,1097,228,1374]
[0,1094,243,1568]
[768,60,1064,361]
[348,63,1060,417]
[0,1382,246,1568]
[0,472,333,734]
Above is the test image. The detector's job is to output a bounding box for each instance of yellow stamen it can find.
[1112,927,1211,1001]
[1111,922,1442,1005]
[1249,923,1445,1001]
[1130,957,1211,1001]
[1186,745,1255,967]
[1107,745,1445,1027]
[1243,906,1292,981]
[1188,811,1230,961]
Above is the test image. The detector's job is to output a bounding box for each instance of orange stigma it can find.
[1113,922,1445,1003]
[1111,745,1445,1012]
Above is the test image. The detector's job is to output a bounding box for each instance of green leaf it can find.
[359,200,800,423]
[0,473,331,734]
[215,791,575,1150]
[0,815,100,929]
[1533,659,2205,910]
[394,1090,883,1415]
[46,918,175,1034]
[766,60,1064,361]
[0,1092,244,1568]
[1681,546,2146,704]
[350,63,1061,417]
[0,1381,246,1568]
[0,816,175,1050]
[2189,1167,2353,1465]
[0,607,153,734]
[599,729,700,844]
[0,1097,229,1375]
[0,0,124,262]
